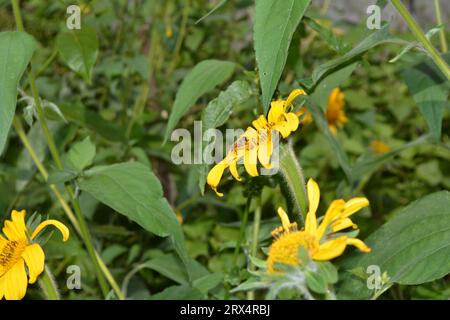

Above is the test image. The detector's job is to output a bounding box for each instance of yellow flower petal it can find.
[21,244,45,284]
[3,218,26,241]
[313,236,347,261]
[257,130,273,169]
[285,89,306,108]
[31,220,70,242]
[243,146,258,177]
[11,210,26,234]
[272,123,291,139]
[277,208,292,233]
[207,161,227,197]
[329,125,337,134]
[331,217,357,233]
[316,199,345,240]
[305,179,320,234]
[3,259,28,300]
[268,101,285,124]
[346,238,371,253]
[229,160,241,181]
[252,115,268,130]
[243,128,259,177]
[343,197,369,218]
[285,112,299,132]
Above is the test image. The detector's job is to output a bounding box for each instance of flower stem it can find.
[12,117,126,300]
[233,197,251,265]
[247,198,262,300]
[39,265,60,300]
[434,0,448,53]
[167,0,191,74]
[279,142,308,223]
[392,0,450,79]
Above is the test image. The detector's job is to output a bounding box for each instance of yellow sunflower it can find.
[326,88,347,134]
[370,140,390,154]
[267,179,371,273]
[207,89,307,196]
[0,210,69,300]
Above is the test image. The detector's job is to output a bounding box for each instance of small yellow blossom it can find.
[326,88,347,134]
[0,210,69,300]
[267,179,370,273]
[165,25,173,38]
[293,87,346,134]
[207,89,307,197]
[371,140,390,154]
[295,106,313,124]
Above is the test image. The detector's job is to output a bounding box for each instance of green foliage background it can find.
[0,0,449,300]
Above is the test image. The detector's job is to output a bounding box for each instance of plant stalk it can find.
[279,142,308,223]
[247,198,262,300]
[434,0,448,53]
[39,265,60,300]
[392,0,450,79]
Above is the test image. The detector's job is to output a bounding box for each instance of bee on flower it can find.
[207,89,307,196]
[0,210,69,300]
[267,179,371,273]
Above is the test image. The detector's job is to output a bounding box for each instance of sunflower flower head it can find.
[267,179,371,273]
[207,89,307,196]
[371,140,390,154]
[0,210,69,300]
[326,88,347,134]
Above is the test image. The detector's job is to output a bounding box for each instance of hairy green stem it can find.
[434,0,448,53]
[392,0,450,79]
[248,198,262,300]
[279,142,308,223]
[39,265,60,300]
[233,197,251,265]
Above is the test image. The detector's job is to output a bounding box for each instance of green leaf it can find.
[305,269,328,294]
[192,273,223,294]
[164,59,236,142]
[310,24,405,86]
[66,136,96,172]
[305,98,353,182]
[254,0,311,113]
[58,102,125,142]
[149,285,204,300]
[401,56,450,140]
[310,62,358,112]
[143,253,189,285]
[77,162,193,279]
[56,26,99,83]
[202,80,252,131]
[198,80,252,194]
[339,191,450,299]
[316,261,338,284]
[47,169,78,184]
[304,17,344,53]
[0,31,36,154]
[351,135,429,182]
